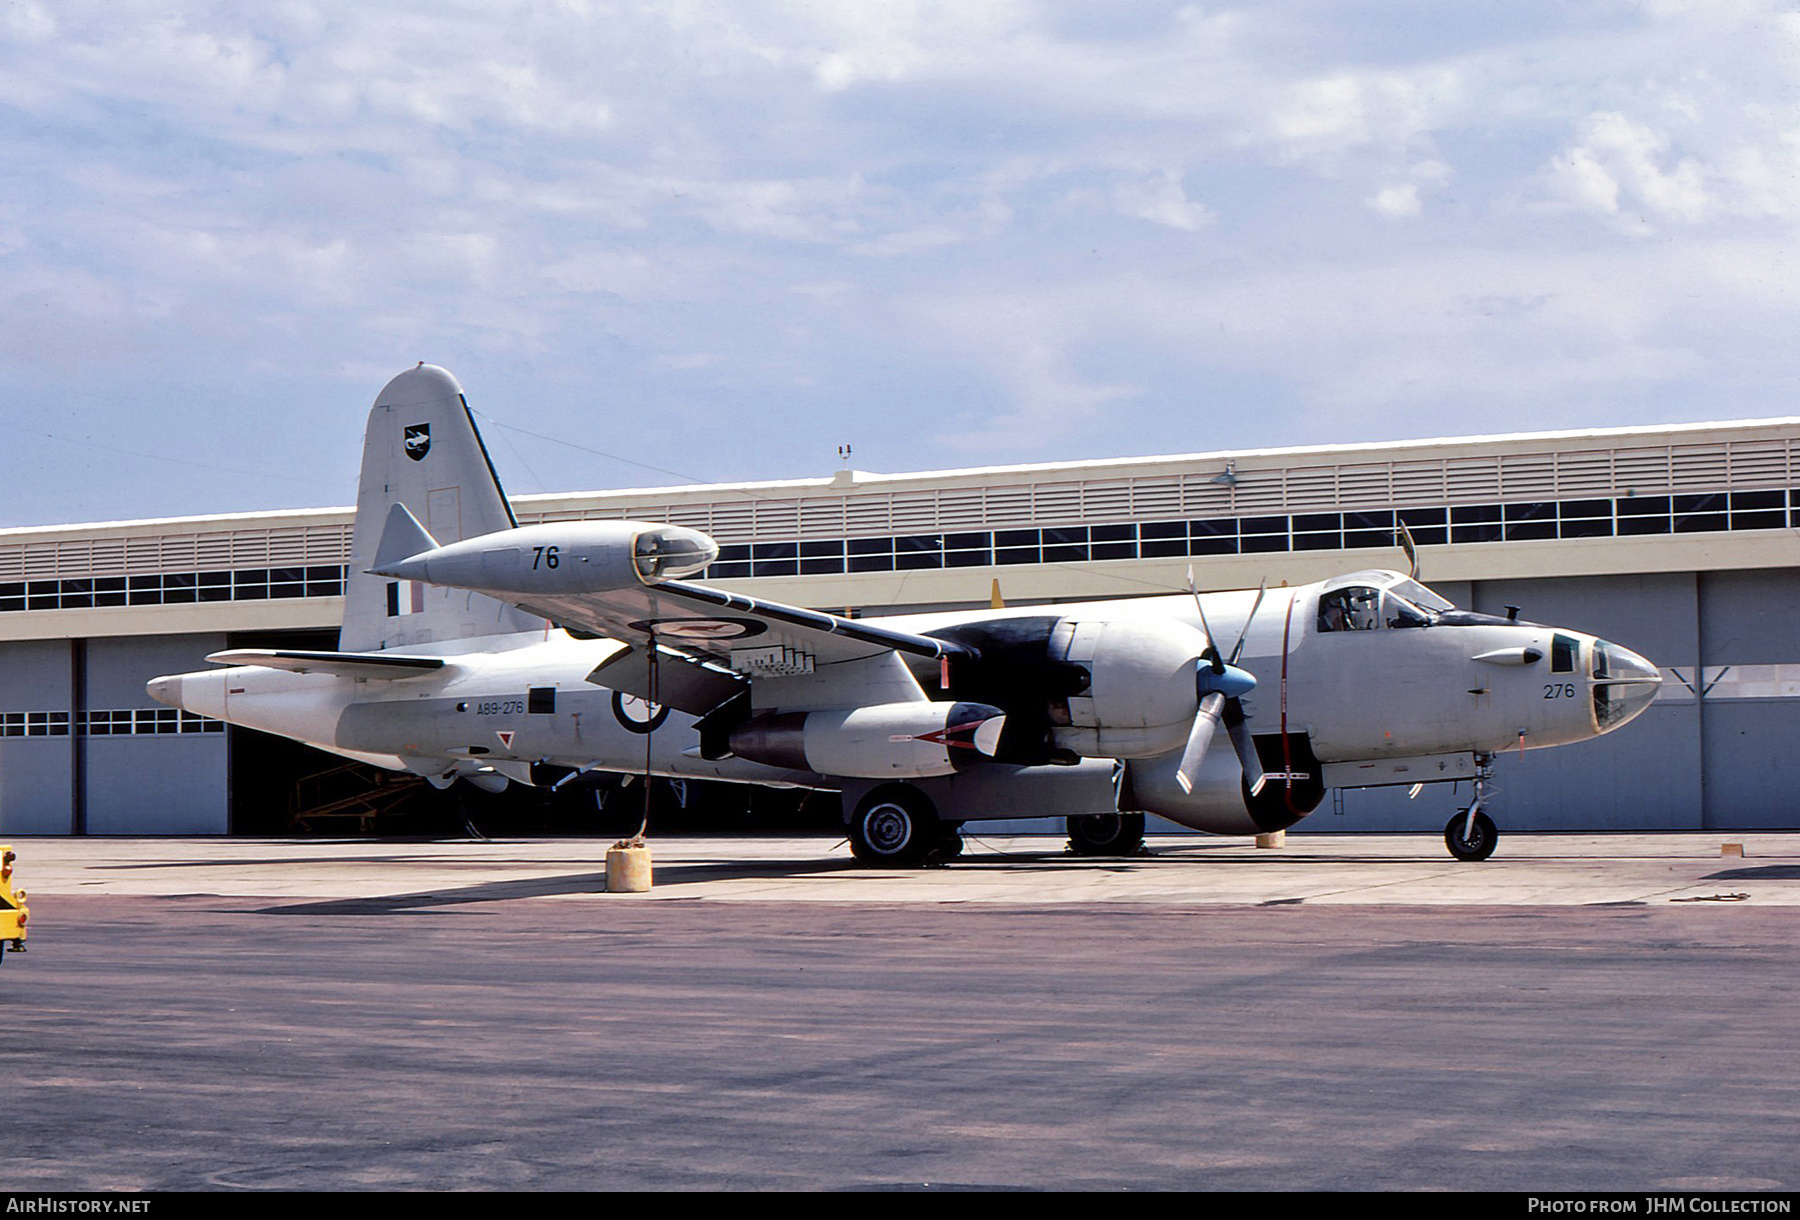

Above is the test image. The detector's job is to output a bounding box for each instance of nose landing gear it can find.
[1444,755,1499,861]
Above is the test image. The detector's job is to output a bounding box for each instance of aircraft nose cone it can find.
[145,675,183,709]
[1594,642,1661,732]
[1610,644,1660,686]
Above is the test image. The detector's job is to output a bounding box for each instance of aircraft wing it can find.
[368,510,970,713]
[516,576,963,666]
[485,576,967,713]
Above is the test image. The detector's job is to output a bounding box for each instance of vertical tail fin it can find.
[341,365,543,650]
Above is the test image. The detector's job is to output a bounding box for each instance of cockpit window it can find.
[1593,643,1624,727]
[1319,574,1456,633]
[1386,578,1455,614]
[1385,596,1431,629]
[1318,587,1381,632]
[1592,642,1615,680]
[1552,634,1578,674]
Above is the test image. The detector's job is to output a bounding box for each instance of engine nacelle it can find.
[729,702,1007,779]
[1121,740,1324,834]
[1049,617,1211,757]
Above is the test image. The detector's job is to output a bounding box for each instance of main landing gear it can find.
[1443,755,1499,862]
[848,784,962,867]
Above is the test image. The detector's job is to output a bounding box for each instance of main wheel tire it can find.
[1445,809,1498,862]
[849,785,939,867]
[1067,812,1147,856]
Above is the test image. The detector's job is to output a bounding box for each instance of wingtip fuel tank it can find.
[370,520,718,592]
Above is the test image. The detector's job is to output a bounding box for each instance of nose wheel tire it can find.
[849,785,939,867]
[1067,812,1146,856]
[1444,809,1498,862]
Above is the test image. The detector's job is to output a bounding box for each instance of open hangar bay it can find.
[0,415,1797,837]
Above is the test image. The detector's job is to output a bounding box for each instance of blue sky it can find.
[3,1,1798,524]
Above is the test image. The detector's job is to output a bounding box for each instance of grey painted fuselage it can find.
[143,364,1659,837]
[148,570,1656,831]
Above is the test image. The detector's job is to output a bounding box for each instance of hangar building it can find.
[2,416,1796,836]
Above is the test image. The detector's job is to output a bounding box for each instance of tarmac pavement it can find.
[11,830,1800,907]
[1,832,1795,1191]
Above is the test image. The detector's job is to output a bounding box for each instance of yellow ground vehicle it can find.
[0,846,27,963]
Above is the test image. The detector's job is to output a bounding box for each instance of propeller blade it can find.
[1174,691,1227,795]
[1183,570,1266,795]
[1227,578,1267,666]
[1397,521,1420,580]
[1186,566,1224,673]
[1224,698,1265,796]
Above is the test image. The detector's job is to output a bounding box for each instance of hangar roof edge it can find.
[520,414,1800,501]
[5,414,1800,541]
[0,504,350,544]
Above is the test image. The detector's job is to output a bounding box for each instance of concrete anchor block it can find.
[607,841,653,892]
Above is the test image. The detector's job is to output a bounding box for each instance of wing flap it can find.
[586,644,746,714]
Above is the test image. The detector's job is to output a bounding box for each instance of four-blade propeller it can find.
[1176,572,1267,795]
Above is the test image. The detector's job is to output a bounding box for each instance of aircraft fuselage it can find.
[149,571,1657,833]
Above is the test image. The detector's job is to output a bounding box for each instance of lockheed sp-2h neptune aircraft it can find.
[148,365,1662,864]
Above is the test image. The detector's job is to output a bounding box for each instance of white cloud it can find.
[849,224,968,257]
[1268,67,1462,168]
[1368,183,1421,218]
[901,287,1143,452]
[1112,171,1214,232]
[1553,146,1622,215]
[1550,111,1710,225]
[5,0,56,42]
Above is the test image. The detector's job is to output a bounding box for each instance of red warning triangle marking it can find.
[496,730,515,749]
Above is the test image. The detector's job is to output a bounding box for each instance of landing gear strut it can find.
[1444,755,1499,862]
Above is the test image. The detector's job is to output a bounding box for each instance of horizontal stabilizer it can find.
[205,649,447,681]
[372,503,439,573]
